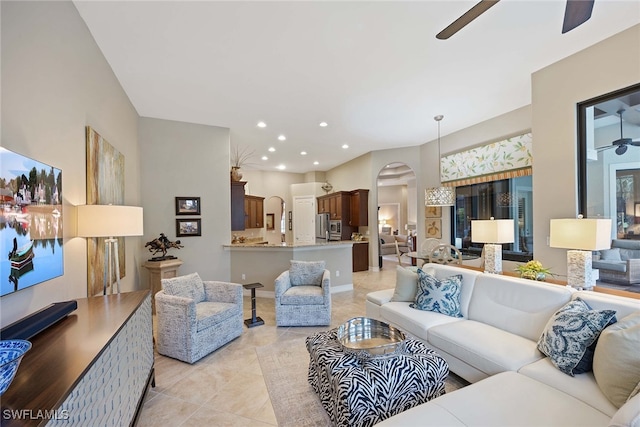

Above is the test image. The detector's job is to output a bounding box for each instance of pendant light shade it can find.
[425,115,454,206]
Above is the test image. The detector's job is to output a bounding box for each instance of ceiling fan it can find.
[436,0,595,40]
[597,109,640,155]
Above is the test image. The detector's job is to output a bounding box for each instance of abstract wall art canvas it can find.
[0,147,64,297]
[86,126,125,296]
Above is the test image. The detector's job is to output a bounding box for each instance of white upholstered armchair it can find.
[155,272,243,363]
[275,260,331,327]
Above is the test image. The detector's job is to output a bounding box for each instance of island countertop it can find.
[223,240,366,249]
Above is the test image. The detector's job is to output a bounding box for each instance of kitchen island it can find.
[224,240,357,294]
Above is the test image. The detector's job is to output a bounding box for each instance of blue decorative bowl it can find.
[0,340,32,395]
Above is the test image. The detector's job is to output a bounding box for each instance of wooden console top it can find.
[1,290,150,426]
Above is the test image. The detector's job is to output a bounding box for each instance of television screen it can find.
[0,147,63,296]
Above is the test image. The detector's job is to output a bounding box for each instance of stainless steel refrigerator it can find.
[316,213,330,241]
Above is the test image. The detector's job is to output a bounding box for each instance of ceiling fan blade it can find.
[630,140,640,147]
[612,137,633,146]
[436,0,500,40]
[562,0,595,34]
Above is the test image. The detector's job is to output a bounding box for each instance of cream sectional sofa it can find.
[365,264,640,427]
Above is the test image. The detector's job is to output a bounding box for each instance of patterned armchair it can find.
[155,272,243,363]
[275,260,331,327]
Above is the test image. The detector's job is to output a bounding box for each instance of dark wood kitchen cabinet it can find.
[231,181,246,231]
[244,195,264,229]
[349,189,369,227]
[352,241,369,272]
[317,191,350,220]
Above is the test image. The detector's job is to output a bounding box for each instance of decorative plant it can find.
[231,146,255,169]
[515,260,553,281]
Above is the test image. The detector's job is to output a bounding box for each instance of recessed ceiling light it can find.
[276,164,286,170]
[342,144,349,149]
[257,121,267,128]
[278,135,286,141]
[319,122,328,127]
[261,156,268,160]
[268,147,276,152]
[313,161,319,165]
[300,151,307,155]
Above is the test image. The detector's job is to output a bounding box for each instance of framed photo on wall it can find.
[425,206,441,218]
[175,197,201,215]
[425,219,442,239]
[176,218,201,237]
[266,213,275,230]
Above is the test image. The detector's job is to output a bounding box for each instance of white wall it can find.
[138,118,231,281]
[1,1,141,325]
[532,24,640,277]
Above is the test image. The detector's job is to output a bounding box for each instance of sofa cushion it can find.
[380,302,463,342]
[281,285,325,305]
[391,265,435,302]
[593,260,628,273]
[468,274,572,342]
[593,312,640,409]
[519,358,618,417]
[195,301,240,332]
[620,249,640,261]
[601,248,622,261]
[609,391,640,427]
[161,272,206,303]
[573,292,640,326]
[376,372,612,427]
[289,260,325,286]
[411,272,463,318]
[538,298,616,376]
[428,320,544,376]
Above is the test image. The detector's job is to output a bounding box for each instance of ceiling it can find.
[73,1,640,174]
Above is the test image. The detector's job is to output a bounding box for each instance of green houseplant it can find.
[515,260,552,281]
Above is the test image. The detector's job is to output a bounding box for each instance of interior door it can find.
[294,196,316,244]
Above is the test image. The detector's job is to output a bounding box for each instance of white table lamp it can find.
[549,216,611,290]
[471,218,514,274]
[77,205,144,295]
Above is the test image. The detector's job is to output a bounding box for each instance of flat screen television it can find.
[0,147,63,297]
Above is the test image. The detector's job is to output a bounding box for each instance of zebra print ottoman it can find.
[305,328,449,427]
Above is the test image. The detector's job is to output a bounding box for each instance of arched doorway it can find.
[376,162,417,267]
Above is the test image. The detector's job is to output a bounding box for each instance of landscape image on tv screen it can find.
[0,147,63,297]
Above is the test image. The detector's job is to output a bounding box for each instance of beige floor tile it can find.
[142,262,399,426]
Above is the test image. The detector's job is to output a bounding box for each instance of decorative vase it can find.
[230,166,243,182]
[520,271,546,281]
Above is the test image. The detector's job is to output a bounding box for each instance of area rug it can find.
[256,336,468,427]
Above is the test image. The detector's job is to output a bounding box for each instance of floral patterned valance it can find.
[441,132,532,183]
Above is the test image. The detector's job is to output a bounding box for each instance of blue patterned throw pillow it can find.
[409,271,463,318]
[537,298,616,377]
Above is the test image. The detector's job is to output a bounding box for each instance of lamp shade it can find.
[77,205,144,237]
[425,187,455,206]
[549,218,611,250]
[471,219,514,244]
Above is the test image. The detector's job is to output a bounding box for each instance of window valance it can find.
[440,132,532,186]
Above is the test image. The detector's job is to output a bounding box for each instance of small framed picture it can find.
[288,220,292,231]
[425,206,441,218]
[288,211,292,220]
[176,218,201,237]
[175,197,201,215]
[425,219,442,239]
[266,213,275,230]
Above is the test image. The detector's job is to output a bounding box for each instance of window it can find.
[454,175,533,262]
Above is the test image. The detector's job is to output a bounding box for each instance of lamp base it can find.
[567,250,598,290]
[483,244,502,274]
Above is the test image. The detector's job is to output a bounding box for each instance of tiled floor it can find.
[137,260,399,426]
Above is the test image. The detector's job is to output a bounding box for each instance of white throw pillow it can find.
[593,312,640,408]
[608,391,640,427]
[391,266,422,302]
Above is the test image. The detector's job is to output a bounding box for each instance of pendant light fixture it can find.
[425,115,455,206]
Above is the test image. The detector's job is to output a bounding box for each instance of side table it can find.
[143,258,183,314]
[243,282,264,327]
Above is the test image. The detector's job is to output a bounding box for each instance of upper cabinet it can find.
[317,191,350,220]
[244,195,265,229]
[317,189,368,227]
[231,182,246,231]
[349,189,369,227]
[231,182,265,230]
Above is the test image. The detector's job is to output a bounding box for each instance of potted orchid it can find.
[515,260,552,281]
